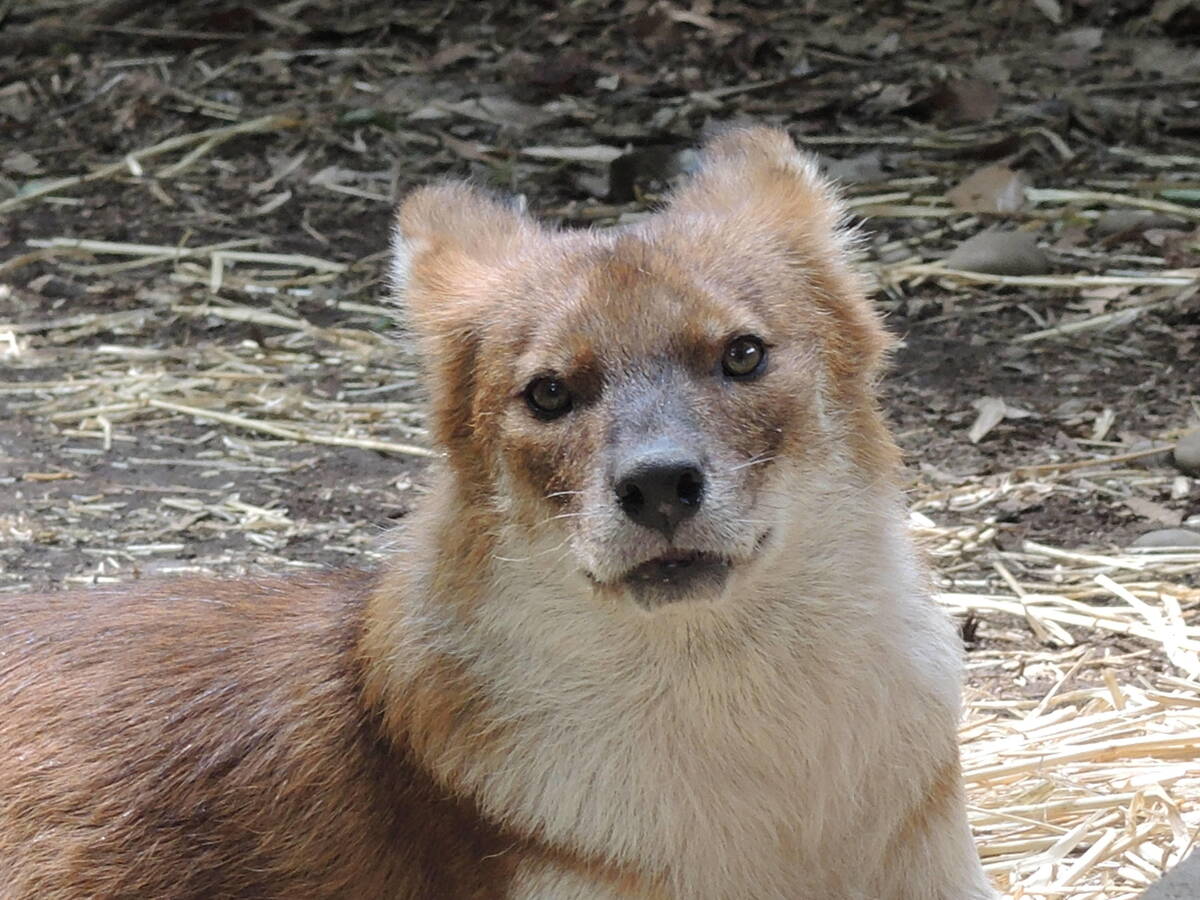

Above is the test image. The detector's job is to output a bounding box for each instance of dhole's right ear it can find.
[391,181,533,333]
[390,183,532,460]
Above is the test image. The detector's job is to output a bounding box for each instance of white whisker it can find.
[493,533,575,566]
[730,455,778,471]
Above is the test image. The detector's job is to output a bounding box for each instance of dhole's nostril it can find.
[676,469,703,507]
[617,480,645,514]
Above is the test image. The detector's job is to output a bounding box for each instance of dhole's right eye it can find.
[525,376,572,420]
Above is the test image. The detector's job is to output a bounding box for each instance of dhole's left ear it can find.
[666,127,849,262]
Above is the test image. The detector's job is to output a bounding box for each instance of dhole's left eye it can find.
[722,335,767,378]
[525,376,572,419]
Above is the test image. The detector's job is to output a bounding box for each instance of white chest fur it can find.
[400,489,972,899]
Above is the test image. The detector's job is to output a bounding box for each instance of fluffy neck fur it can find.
[363,454,966,899]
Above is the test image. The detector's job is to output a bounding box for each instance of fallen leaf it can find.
[664,5,741,42]
[872,31,901,57]
[1160,188,1200,206]
[1152,0,1194,22]
[931,78,1000,123]
[968,396,1034,444]
[432,131,498,164]
[863,82,912,115]
[408,104,450,122]
[947,164,1028,214]
[968,397,1007,444]
[1091,407,1116,442]
[423,42,479,71]
[435,96,554,130]
[1130,528,1200,548]
[973,55,1011,86]
[1132,40,1200,77]
[1032,0,1063,23]
[0,81,34,123]
[2,150,41,175]
[1125,496,1184,527]
[511,50,595,98]
[1094,209,1188,236]
[1055,27,1103,52]
[822,150,887,184]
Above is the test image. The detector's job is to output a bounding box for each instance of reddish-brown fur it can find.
[0,572,524,897]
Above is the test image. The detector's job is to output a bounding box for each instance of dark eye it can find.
[525,376,572,419]
[722,335,766,378]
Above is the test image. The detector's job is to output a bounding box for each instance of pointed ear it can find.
[667,127,848,255]
[390,181,534,336]
[390,182,533,463]
[669,128,893,385]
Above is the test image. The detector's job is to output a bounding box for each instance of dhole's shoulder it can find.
[0,570,383,764]
[0,569,414,897]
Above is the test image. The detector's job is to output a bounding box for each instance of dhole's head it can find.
[392,128,897,609]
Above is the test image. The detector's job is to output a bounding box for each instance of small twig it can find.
[1015,298,1183,343]
[0,309,154,336]
[24,239,345,274]
[891,263,1197,290]
[0,114,298,214]
[1026,188,1200,222]
[1011,443,1179,476]
[145,398,435,459]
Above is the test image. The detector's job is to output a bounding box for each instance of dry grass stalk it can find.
[145,398,434,458]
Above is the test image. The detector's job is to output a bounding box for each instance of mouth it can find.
[621,550,732,609]
[624,550,731,589]
[611,532,772,609]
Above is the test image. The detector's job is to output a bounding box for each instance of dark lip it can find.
[621,550,731,587]
[584,531,773,608]
[620,550,733,609]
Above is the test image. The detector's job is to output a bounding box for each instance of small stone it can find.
[945,230,1049,276]
[1144,846,1200,899]
[1173,429,1200,475]
[1172,476,1191,501]
[1130,528,1200,549]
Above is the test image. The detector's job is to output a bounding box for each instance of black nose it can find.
[614,451,705,537]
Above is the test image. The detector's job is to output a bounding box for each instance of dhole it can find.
[0,128,993,899]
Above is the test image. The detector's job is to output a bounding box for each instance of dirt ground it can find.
[2,1,1199,896]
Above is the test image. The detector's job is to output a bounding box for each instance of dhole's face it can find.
[480,234,830,609]
[397,129,894,610]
